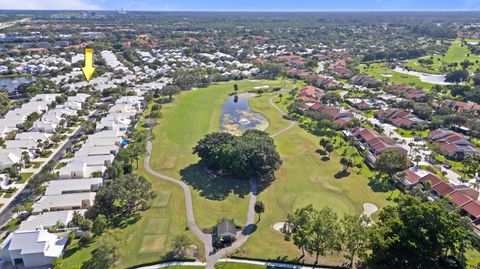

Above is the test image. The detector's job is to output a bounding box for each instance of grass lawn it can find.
[31,162,42,169]
[396,128,430,139]
[359,63,436,90]
[3,191,15,198]
[61,163,202,268]
[1,218,20,231]
[242,91,392,265]
[63,167,201,267]
[405,38,480,74]
[55,162,67,170]
[148,79,390,265]
[149,79,292,229]
[17,172,33,184]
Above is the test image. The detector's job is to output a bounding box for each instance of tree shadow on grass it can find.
[368,174,392,193]
[334,170,350,179]
[180,163,273,201]
[242,223,257,235]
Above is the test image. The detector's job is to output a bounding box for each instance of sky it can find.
[1,0,480,12]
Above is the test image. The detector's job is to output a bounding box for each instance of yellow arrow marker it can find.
[81,48,96,82]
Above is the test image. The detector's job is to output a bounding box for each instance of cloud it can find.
[0,0,102,10]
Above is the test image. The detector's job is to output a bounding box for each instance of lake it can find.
[0,76,35,92]
[220,92,268,135]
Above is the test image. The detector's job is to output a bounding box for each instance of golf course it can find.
[62,78,392,267]
[146,79,391,263]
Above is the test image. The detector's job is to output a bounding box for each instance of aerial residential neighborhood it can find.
[1,1,480,269]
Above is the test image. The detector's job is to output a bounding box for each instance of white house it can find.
[44,178,103,196]
[0,174,10,190]
[18,210,86,231]
[0,149,22,170]
[75,145,119,157]
[15,132,51,143]
[0,230,67,267]
[31,192,96,213]
[5,139,38,152]
[32,120,58,133]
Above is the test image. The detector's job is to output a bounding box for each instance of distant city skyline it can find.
[1,0,480,11]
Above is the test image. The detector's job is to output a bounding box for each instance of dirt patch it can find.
[152,191,171,207]
[146,218,169,234]
[139,235,167,253]
[162,157,177,169]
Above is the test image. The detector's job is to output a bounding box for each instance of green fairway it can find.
[404,38,480,74]
[243,92,391,264]
[61,163,201,268]
[149,79,292,229]
[359,63,436,90]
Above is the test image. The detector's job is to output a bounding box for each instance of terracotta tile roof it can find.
[449,191,473,207]
[432,181,455,196]
[420,173,443,186]
[462,200,480,218]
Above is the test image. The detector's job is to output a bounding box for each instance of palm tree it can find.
[254,201,265,222]
[471,181,480,191]
[414,155,422,167]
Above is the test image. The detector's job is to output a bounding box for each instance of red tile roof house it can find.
[310,104,354,125]
[352,127,407,168]
[375,108,427,129]
[443,99,480,115]
[398,166,431,189]
[350,75,382,88]
[297,86,324,103]
[428,128,479,160]
[418,173,480,220]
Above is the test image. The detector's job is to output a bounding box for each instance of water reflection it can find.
[220,92,268,135]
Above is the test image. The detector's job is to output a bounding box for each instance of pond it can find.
[220,92,268,135]
[0,76,35,92]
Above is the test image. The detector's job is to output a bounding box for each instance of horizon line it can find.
[1,9,480,12]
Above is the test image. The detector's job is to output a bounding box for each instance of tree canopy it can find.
[368,195,476,269]
[86,174,156,222]
[193,130,282,179]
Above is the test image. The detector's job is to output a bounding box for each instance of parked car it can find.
[443,162,451,169]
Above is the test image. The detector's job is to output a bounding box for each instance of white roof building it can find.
[15,132,51,142]
[5,139,38,151]
[0,149,22,170]
[0,229,67,268]
[44,178,103,196]
[32,192,96,213]
[18,210,86,231]
[75,144,119,157]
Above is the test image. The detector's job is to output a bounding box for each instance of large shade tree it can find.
[193,130,282,179]
[368,195,476,268]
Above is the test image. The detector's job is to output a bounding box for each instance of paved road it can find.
[137,257,329,269]
[353,111,466,186]
[143,92,297,268]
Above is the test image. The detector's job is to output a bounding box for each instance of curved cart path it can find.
[143,90,296,268]
[268,93,295,138]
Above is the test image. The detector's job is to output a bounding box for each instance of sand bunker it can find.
[273,222,286,232]
[363,202,378,217]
